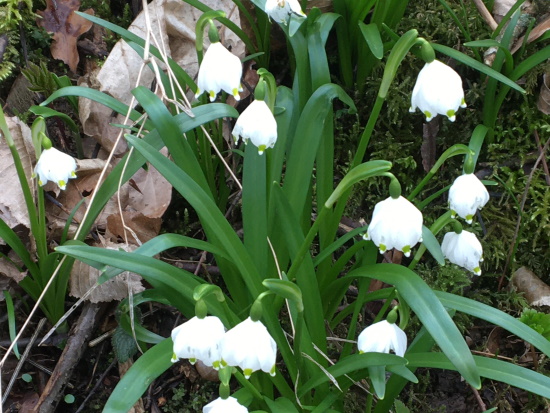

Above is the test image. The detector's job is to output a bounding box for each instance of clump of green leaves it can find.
[22,61,58,96]
[520,309,550,340]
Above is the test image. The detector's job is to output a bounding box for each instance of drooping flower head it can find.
[448,173,489,224]
[358,320,407,357]
[171,316,226,369]
[265,0,306,24]
[33,147,77,190]
[203,396,248,413]
[409,59,466,122]
[232,99,277,155]
[364,195,423,257]
[195,42,243,102]
[219,317,277,379]
[441,230,483,275]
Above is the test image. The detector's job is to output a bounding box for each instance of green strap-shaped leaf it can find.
[435,291,550,356]
[104,338,173,412]
[299,353,407,397]
[432,43,525,94]
[284,83,356,221]
[347,264,481,388]
[359,22,383,59]
[407,352,550,400]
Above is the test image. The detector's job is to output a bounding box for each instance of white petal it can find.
[172,316,226,366]
[34,148,77,190]
[232,100,278,154]
[366,196,423,255]
[448,173,489,223]
[196,42,242,101]
[410,60,465,122]
[358,320,408,356]
[203,396,248,413]
[441,231,483,275]
[265,0,305,23]
[220,317,277,377]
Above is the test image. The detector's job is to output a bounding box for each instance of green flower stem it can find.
[36,187,48,266]
[233,370,264,401]
[408,144,471,201]
[409,211,453,270]
[194,11,226,65]
[365,390,373,413]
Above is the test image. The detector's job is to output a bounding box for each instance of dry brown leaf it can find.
[93,0,244,112]
[511,266,550,306]
[77,76,128,155]
[36,0,94,72]
[127,153,172,218]
[69,241,144,302]
[106,212,162,244]
[0,117,35,235]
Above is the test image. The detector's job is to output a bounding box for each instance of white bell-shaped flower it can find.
[409,60,466,122]
[232,99,277,155]
[448,173,489,224]
[358,320,407,357]
[33,147,77,190]
[265,0,306,24]
[171,316,226,369]
[219,317,277,379]
[364,196,423,257]
[203,396,248,413]
[441,230,483,275]
[195,42,243,102]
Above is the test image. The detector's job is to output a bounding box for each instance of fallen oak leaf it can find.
[36,0,94,72]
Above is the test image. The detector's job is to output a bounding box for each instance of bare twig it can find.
[533,130,550,186]
[1,318,46,405]
[470,384,487,411]
[471,0,498,31]
[33,302,104,413]
[499,136,550,290]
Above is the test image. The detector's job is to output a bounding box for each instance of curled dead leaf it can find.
[36,0,94,72]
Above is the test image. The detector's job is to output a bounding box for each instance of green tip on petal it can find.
[189,358,197,365]
[38,179,43,186]
[243,368,253,379]
[402,245,411,257]
[209,91,216,101]
[423,110,432,121]
[450,210,457,219]
[465,214,474,224]
[212,360,221,370]
[232,88,240,100]
[446,109,456,121]
[58,180,66,190]
[257,145,266,155]
[379,243,387,254]
[71,171,77,178]
[195,88,201,98]
[473,267,481,276]
[170,353,178,363]
[461,98,466,107]
[270,365,276,377]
